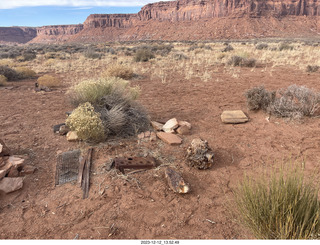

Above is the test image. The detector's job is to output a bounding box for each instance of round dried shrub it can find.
[103,64,134,80]
[37,75,61,88]
[66,102,105,142]
[0,65,20,81]
[0,75,7,86]
[15,67,37,79]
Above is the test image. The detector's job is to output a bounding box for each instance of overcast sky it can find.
[0,0,172,26]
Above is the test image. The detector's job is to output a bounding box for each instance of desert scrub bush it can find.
[21,52,36,61]
[235,165,320,239]
[68,77,140,107]
[221,45,234,52]
[15,67,37,79]
[66,102,105,142]
[227,56,256,67]
[0,75,7,86]
[245,86,276,111]
[0,65,21,81]
[83,48,102,59]
[172,52,189,60]
[279,42,294,51]
[306,65,319,73]
[134,49,155,62]
[255,43,268,50]
[103,64,134,80]
[37,75,61,88]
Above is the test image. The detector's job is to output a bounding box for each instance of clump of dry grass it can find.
[227,56,256,67]
[103,64,134,80]
[0,75,7,86]
[234,164,320,239]
[15,67,37,79]
[37,75,61,88]
[0,65,20,81]
[245,85,320,119]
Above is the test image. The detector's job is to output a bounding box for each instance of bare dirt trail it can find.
[1,66,320,239]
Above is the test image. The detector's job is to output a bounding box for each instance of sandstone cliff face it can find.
[36,25,84,36]
[83,14,137,28]
[0,27,37,43]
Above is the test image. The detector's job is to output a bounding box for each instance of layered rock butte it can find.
[2,0,320,43]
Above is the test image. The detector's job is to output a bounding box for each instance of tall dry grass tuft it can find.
[234,164,320,239]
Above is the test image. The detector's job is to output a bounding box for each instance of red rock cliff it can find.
[83,14,137,28]
[0,27,37,43]
[36,24,84,36]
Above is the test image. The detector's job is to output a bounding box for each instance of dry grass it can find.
[37,75,61,88]
[15,67,37,79]
[103,64,134,80]
[0,75,7,86]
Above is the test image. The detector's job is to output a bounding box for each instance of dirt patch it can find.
[1,65,320,239]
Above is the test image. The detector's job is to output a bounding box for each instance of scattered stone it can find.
[138,132,145,139]
[0,161,13,180]
[7,167,19,177]
[66,131,79,142]
[144,131,151,137]
[59,125,70,135]
[221,110,248,124]
[178,120,192,130]
[0,158,5,168]
[8,156,25,168]
[66,111,73,116]
[20,165,37,175]
[186,138,214,170]
[176,125,190,135]
[150,132,157,141]
[156,132,182,145]
[151,121,164,131]
[0,139,10,156]
[165,168,190,194]
[162,118,179,133]
[0,177,23,193]
[53,123,65,133]
[35,83,51,92]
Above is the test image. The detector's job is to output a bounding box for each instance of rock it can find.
[20,165,37,175]
[138,132,145,139]
[151,121,164,131]
[162,118,179,133]
[8,156,25,168]
[0,161,13,179]
[0,139,10,156]
[0,177,23,193]
[0,158,5,168]
[7,167,19,177]
[53,123,65,133]
[176,125,190,135]
[59,125,70,135]
[186,138,214,170]
[144,131,151,137]
[178,120,192,130]
[66,131,79,142]
[156,132,182,145]
[165,168,190,194]
[221,110,249,124]
[150,132,157,141]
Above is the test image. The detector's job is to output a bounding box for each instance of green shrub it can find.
[134,49,155,62]
[0,65,20,81]
[103,64,134,80]
[37,75,61,87]
[235,165,320,239]
[66,102,105,142]
[0,75,7,86]
[68,77,140,107]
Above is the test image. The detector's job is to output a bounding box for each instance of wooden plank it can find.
[82,148,93,199]
[77,156,87,187]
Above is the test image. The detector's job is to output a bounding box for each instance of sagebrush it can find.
[38,75,61,88]
[103,64,134,80]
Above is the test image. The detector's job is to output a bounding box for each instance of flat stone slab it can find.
[0,177,23,193]
[156,132,182,145]
[221,110,248,124]
[151,121,164,131]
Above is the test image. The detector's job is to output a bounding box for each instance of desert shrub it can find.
[172,53,189,60]
[227,56,256,67]
[68,77,140,107]
[95,93,150,137]
[235,165,320,239]
[0,75,7,86]
[255,43,268,50]
[279,42,294,51]
[15,67,37,79]
[134,49,155,62]
[246,85,320,118]
[222,45,234,52]
[37,75,61,88]
[66,102,105,142]
[103,64,134,80]
[0,65,20,81]
[83,48,102,59]
[245,86,275,111]
[306,65,319,73]
[269,85,320,118]
[21,52,36,61]
[44,52,57,59]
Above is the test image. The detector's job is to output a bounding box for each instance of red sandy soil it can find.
[1,66,320,239]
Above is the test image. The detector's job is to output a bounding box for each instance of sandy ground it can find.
[1,65,320,239]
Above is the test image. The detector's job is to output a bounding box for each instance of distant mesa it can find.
[1,0,320,43]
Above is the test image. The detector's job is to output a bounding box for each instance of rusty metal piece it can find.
[114,157,157,174]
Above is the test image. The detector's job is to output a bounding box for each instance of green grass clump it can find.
[235,165,320,239]
[66,102,105,142]
[68,77,140,107]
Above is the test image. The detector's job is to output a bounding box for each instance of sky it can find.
[0,0,172,27]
